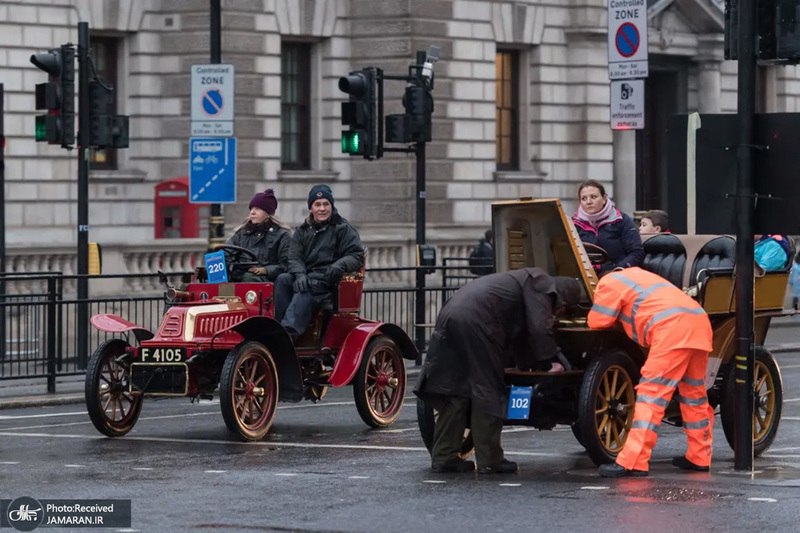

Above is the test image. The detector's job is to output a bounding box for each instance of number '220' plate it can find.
[507,386,533,420]
[139,347,186,363]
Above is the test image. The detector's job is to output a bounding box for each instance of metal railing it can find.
[0,266,477,393]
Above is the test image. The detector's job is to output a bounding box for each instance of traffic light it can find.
[339,68,378,159]
[386,85,433,144]
[89,80,129,148]
[30,44,75,148]
[725,0,800,62]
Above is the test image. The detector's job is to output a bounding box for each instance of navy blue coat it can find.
[573,208,644,275]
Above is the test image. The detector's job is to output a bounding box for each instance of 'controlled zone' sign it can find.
[607,0,648,80]
[191,64,234,137]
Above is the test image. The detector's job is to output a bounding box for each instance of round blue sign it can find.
[615,23,639,59]
[202,89,224,116]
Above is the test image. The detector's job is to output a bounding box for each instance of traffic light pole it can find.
[207,0,225,252]
[733,0,757,472]
[77,22,90,369]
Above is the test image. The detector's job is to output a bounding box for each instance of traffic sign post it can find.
[191,64,234,137]
[607,0,648,80]
[610,79,645,130]
[189,137,237,204]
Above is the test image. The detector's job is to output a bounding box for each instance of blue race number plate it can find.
[204,251,228,284]
[507,386,533,420]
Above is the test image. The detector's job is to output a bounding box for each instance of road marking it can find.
[499,483,521,487]
[769,446,800,452]
[776,364,800,369]
[275,473,297,477]
[581,486,610,490]
[0,431,575,458]
[423,480,446,484]
[782,398,800,403]
[133,467,152,471]
[64,464,85,468]
[349,476,369,479]
[0,461,19,465]
[747,497,777,503]
[205,470,226,473]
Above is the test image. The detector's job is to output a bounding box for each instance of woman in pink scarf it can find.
[572,179,643,276]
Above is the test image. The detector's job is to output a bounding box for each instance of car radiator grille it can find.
[159,314,183,337]
[196,313,247,337]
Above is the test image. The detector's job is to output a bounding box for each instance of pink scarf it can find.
[577,199,615,228]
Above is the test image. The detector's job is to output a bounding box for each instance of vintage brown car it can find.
[418,198,793,465]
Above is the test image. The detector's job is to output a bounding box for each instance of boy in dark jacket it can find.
[274,185,364,341]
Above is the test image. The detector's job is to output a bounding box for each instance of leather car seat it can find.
[641,234,686,288]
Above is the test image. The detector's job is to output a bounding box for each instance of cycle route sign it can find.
[607,0,648,80]
[191,64,234,136]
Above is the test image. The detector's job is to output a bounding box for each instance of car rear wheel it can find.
[85,339,143,437]
[416,398,475,459]
[720,346,783,457]
[577,350,639,466]
[219,341,279,441]
[353,335,406,427]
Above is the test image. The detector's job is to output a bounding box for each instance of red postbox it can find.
[154,177,209,238]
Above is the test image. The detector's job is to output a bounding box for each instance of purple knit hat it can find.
[249,189,277,215]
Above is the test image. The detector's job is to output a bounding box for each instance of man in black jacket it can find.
[414,268,582,474]
[274,184,364,342]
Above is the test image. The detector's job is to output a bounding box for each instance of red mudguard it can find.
[329,323,382,387]
[90,314,154,342]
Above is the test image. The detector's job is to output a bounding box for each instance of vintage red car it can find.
[85,245,417,441]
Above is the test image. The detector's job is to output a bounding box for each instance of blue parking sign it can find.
[507,386,533,420]
[204,251,228,284]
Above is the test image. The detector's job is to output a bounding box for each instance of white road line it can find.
[776,364,800,369]
[0,431,575,458]
[349,476,369,479]
[0,461,20,465]
[581,486,609,490]
[64,464,85,468]
[132,467,152,471]
[768,446,800,452]
[423,480,446,484]
[747,497,777,503]
[782,398,800,403]
[205,470,226,473]
[275,473,297,477]
[499,483,521,487]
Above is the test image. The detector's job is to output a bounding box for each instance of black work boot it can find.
[598,463,648,478]
[477,459,518,474]
[671,456,709,472]
[431,458,475,473]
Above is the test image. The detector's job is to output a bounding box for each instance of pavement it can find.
[0,318,796,410]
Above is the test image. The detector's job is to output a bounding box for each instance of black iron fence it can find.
[0,266,479,393]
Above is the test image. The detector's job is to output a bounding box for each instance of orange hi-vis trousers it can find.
[616,347,714,472]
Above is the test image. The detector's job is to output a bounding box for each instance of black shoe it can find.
[431,458,475,473]
[477,459,518,474]
[672,456,709,472]
[598,463,648,478]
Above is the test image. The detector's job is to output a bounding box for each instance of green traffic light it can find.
[341,130,361,154]
[35,115,48,142]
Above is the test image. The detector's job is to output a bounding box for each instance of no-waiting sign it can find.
[608,0,648,80]
[191,64,234,137]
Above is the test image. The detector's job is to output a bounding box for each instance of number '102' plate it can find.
[507,386,533,420]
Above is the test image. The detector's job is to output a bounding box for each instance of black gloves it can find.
[293,274,309,293]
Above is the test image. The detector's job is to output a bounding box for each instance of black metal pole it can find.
[0,83,6,363]
[77,22,90,369]
[414,140,426,366]
[733,0,757,471]
[207,0,225,252]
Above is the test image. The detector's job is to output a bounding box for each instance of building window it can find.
[89,37,120,170]
[281,42,311,170]
[496,50,519,171]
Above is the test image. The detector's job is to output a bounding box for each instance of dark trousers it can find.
[274,273,330,335]
[431,396,504,469]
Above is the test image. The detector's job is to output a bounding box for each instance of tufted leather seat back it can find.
[690,236,736,284]
[641,234,686,288]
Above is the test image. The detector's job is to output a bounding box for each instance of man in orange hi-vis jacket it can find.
[587,266,714,478]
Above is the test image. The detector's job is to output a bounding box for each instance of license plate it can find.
[139,346,187,363]
[507,386,533,420]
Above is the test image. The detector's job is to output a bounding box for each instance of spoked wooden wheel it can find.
[577,350,639,465]
[721,347,783,456]
[85,339,143,437]
[220,341,279,441]
[354,335,406,428]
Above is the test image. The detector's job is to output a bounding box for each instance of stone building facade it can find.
[0,0,797,282]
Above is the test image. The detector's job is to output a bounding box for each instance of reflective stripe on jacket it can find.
[587,267,713,352]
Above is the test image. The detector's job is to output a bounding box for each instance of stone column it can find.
[613,130,637,214]
[697,60,722,113]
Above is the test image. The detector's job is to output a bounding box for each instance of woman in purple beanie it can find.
[226,188,291,282]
